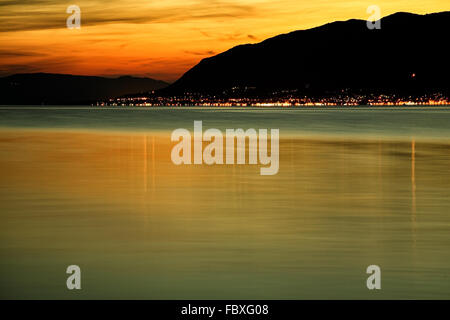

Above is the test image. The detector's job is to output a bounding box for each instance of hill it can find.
[163,11,450,97]
[0,73,169,105]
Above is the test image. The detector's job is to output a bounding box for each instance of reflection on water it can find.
[1,130,450,299]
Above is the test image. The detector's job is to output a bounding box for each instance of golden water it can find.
[1,129,449,299]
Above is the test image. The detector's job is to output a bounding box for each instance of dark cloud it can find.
[0,0,260,32]
[0,54,85,76]
[0,49,47,57]
[0,63,40,76]
[183,50,215,56]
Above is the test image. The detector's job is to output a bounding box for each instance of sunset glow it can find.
[1,0,449,82]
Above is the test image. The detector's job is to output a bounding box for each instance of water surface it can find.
[0,106,449,299]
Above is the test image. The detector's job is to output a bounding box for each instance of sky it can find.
[0,0,449,82]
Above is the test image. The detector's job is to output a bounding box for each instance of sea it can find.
[0,105,449,299]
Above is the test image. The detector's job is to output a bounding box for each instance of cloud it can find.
[0,63,40,76]
[183,50,215,56]
[0,49,47,57]
[0,0,261,32]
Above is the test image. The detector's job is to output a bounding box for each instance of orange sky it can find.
[0,0,449,82]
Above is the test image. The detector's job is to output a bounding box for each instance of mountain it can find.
[0,73,169,105]
[164,11,450,96]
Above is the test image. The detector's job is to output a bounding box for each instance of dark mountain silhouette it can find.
[163,11,450,97]
[0,73,169,105]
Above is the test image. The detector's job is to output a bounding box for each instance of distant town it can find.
[97,91,450,107]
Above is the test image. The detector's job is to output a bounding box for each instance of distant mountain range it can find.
[0,73,168,105]
[163,11,450,97]
[1,12,448,105]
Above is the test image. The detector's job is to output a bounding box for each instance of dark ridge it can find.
[0,73,169,105]
[161,11,450,97]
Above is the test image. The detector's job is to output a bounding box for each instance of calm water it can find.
[0,106,449,299]
[1,105,450,139]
